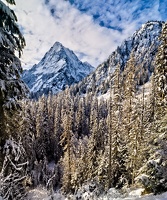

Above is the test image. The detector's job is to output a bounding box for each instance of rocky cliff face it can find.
[22,42,94,97]
[75,21,163,95]
[23,21,164,97]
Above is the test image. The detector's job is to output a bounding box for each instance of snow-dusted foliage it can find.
[73,21,163,96]
[0,0,25,55]
[0,44,29,163]
[134,22,167,194]
[1,20,167,199]
[0,0,28,142]
[0,46,28,108]
[0,0,29,199]
[154,22,167,104]
[0,138,28,199]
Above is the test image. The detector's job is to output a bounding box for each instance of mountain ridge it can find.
[22,21,164,98]
[73,21,163,95]
[22,41,94,97]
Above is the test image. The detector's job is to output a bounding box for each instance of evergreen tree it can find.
[106,66,126,189]
[72,137,89,189]
[54,94,63,162]
[75,97,86,137]
[35,96,48,161]
[136,23,167,194]
[111,65,127,188]
[107,83,114,189]
[0,0,25,54]
[60,89,75,193]
[0,0,27,167]
[87,97,100,181]
[0,137,28,200]
[139,21,167,194]
[122,54,138,184]
[154,22,167,104]
[19,100,37,180]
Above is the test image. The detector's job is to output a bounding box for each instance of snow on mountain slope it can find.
[76,21,163,95]
[22,21,163,98]
[22,42,94,97]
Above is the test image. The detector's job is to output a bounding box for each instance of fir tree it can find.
[60,89,75,193]
[155,22,167,104]
[0,0,27,168]
[136,22,167,194]
[54,94,63,162]
[122,53,138,184]
[87,97,100,181]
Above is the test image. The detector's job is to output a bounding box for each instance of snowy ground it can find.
[27,187,64,200]
[27,187,167,200]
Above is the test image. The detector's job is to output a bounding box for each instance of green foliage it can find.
[0,1,28,198]
[5,0,16,5]
[0,0,25,56]
[0,0,27,142]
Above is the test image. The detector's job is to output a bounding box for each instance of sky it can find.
[12,0,166,69]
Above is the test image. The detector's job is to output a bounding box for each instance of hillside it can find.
[74,21,163,95]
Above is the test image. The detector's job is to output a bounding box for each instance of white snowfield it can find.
[27,187,167,200]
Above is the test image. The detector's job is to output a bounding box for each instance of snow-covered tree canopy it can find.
[0,0,28,152]
[0,0,25,56]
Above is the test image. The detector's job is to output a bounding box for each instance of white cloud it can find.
[11,0,125,69]
[13,0,162,69]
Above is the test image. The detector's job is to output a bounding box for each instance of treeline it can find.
[1,22,167,200]
[2,46,167,198]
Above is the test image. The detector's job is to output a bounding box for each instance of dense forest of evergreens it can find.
[0,0,167,199]
[1,38,167,198]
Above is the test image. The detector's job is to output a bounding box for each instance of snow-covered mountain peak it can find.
[22,42,94,97]
[75,21,164,96]
[50,41,63,52]
[22,21,163,98]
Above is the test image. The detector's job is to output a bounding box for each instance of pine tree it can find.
[0,137,28,199]
[111,65,127,187]
[154,22,167,104]
[19,100,37,180]
[87,97,100,181]
[0,0,27,167]
[107,83,114,189]
[106,66,127,189]
[72,137,89,189]
[122,53,138,185]
[136,23,167,194]
[0,0,25,54]
[60,89,75,193]
[139,21,167,194]
[54,94,63,163]
[75,97,87,137]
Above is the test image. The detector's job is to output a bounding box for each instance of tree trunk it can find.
[0,103,6,170]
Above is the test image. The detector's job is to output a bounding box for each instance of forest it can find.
[1,49,167,199]
[0,0,167,199]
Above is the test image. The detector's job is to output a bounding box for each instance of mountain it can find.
[22,42,94,97]
[74,21,163,95]
[23,21,163,98]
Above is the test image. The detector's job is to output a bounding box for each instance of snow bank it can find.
[27,187,65,200]
[27,187,167,200]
